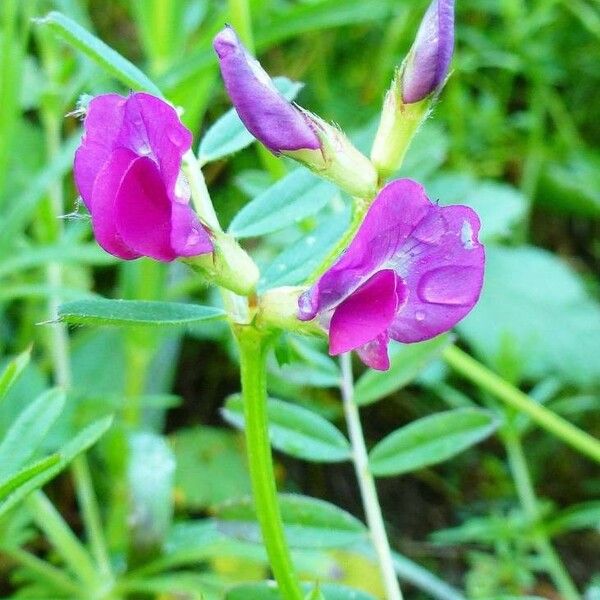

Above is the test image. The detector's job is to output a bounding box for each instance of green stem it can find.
[502,429,580,599]
[27,491,98,585]
[235,327,303,600]
[71,454,113,579]
[339,354,404,600]
[443,345,600,464]
[4,546,80,595]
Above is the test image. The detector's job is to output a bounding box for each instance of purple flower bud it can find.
[298,179,484,371]
[402,0,455,104]
[213,26,321,154]
[74,92,213,262]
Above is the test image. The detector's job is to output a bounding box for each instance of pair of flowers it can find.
[74,0,484,371]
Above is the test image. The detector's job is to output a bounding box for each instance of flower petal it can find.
[74,93,127,207]
[213,26,320,153]
[298,179,430,321]
[114,156,181,262]
[329,269,404,356]
[90,147,141,260]
[170,201,214,257]
[389,204,484,342]
[356,333,391,371]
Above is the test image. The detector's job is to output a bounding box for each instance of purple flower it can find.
[402,0,455,104]
[74,92,213,262]
[298,179,484,371]
[213,26,320,154]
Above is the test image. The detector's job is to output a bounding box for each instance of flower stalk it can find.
[235,326,304,600]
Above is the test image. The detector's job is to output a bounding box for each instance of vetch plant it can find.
[4,2,599,600]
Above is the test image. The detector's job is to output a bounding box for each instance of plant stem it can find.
[27,491,98,585]
[183,150,221,232]
[4,546,81,595]
[339,353,404,600]
[442,345,600,463]
[502,428,580,600]
[36,41,113,583]
[235,326,303,600]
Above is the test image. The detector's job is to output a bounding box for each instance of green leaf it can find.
[0,455,61,501]
[545,501,600,536]
[222,395,350,463]
[58,298,226,327]
[354,335,451,406]
[229,169,337,238]
[226,582,375,600]
[0,244,115,279]
[0,134,79,252]
[0,416,113,517]
[425,173,528,243]
[458,246,600,386]
[170,426,251,510]
[37,11,161,95]
[215,493,367,549]
[0,349,31,402]
[369,408,499,477]
[260,209,350,291]
[0,388,65,479]
[199,77,302,163]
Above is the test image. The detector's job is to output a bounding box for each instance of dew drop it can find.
[137,142,151,156]
[417,266,480,306]
[415,310,426,322]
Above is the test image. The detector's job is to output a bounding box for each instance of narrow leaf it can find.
[229,169,337,238]
[226,582,375,600]
[355,335,451,406]
[198,77,302,163]
[58,299,226,327]
[369,409,499,477]
[0,389,65,479]
[215,493,366,548]
[0,455,61,501]
[0,416,113,517]
[37,12,161,95]
[222,395,350,463]
[0,349,31,401]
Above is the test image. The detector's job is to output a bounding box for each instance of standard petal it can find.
[74,93,127,207]
[389,203,484,342]
[114,156,179,262]
[402,0,455,103]
[329,269,403,356]
[213,26,320,153]
[117,92,192,205]
[298,179,430,320]
[356,333,391,371]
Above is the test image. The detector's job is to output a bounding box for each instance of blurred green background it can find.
[0,0,599,598]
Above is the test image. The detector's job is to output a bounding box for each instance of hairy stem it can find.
[235,327,303,600]
[340,353,404,600]
[503,429,580,599]
[443,345,600,463]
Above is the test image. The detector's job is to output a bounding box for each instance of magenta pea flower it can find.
[298,179,484,371]
[402,0,455,103]
[74,92,213,262]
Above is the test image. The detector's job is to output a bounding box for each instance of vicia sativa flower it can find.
[298,179,484,371]
[213,26,378,199]
[74,92,213,262]
[371,0,455,179]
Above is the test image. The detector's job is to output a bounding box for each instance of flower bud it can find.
[370,1,454,180]
[214,26,377,199]
[402,0,454,104]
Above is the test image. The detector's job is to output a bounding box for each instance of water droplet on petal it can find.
[137,142,151,156]
[185,230,200,248]
[415,310,426,321]
[460,219,475,250]
[417,266,480,306]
